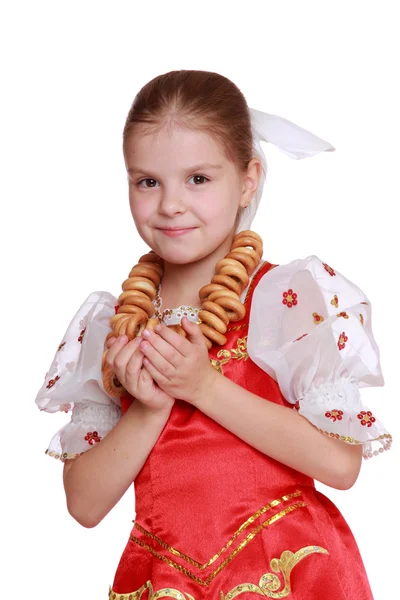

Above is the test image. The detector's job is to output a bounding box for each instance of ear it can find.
[239,157,262,208]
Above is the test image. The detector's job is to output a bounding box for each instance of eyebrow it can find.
[127,163,224,175]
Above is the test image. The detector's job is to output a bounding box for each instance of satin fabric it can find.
[111,261,373,600]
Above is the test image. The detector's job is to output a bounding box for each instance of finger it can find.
[180,317,207,347]
[139,339,175,380]
[152,323,192,357]
[106,336,117,348]
[105,335,139,366]
[141,328,181,367]
[142,358,168,386]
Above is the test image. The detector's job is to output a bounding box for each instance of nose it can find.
[158,185,187,217]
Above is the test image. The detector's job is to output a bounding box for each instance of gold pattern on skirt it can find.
[210,336,248,374]
[220,546,329,599]
[133,491,303,570]
[108,545,329,599]
[125,497,308,586]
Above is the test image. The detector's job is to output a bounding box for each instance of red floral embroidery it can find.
[361,302,368,305]
[338,332,348,350]
[60,403,72,413]
[78,328,86,343]
[294,400,300,411]
[325,409,343,423]
[84,431,102,445]
[58,342,66,351]
[323,262,336,276]
[357,411,376,428]
[313,312,324,324]
[360,314,364,325]
[282,289,298,308]
[46,375,60,389]
[331,294,339,308]
[337,311,349,319]
[293,333,308,342]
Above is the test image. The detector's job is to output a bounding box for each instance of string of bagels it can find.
[101,229,263,398]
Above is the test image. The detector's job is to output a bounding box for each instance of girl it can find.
[35,70,392,599]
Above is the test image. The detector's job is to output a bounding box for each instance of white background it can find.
[2,1,399,598]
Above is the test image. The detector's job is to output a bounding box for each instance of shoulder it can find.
[255,254,368,303]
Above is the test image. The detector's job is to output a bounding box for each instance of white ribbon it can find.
[235,108,335,233]
[250,108,335,160]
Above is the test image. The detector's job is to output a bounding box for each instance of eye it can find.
[188,175,209,185]
[137,178,159,188]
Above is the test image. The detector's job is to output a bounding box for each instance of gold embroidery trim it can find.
[45,448,83,462]
[210,336,248,374]
[109,580,195,599]
[129,501,307,586]
[108,544,329,599]
[313,424,393,455]
[132,491,302,570]
[220,545,329,599]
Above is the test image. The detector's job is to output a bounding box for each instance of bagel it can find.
[118,291,154,317]
[211,274,242,296]
[199,322,227,347]
[102,363,126,398]
[219,265,249,288]
[168,324,187,337]
[207,289,240,303]
[231,235,263,258]
[214,296,246,322]
[129,264,162,286]
[215,257,245,273]
[113,315,132,336]
[229,246,261,265]
[198,283,226,302]
[201,300,229,325]
[126,312,148,338]
[122,277,157,299]
[226,251,256,275]
[138,252,163,265]
[117,304,148,316]
[198,309,228,334]
[234,229,263,244]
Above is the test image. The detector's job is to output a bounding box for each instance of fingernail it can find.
[119,335,128,343]
[142,328,152,338]
[155,324,161,332]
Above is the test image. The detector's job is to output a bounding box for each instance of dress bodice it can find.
[111,262,337,599]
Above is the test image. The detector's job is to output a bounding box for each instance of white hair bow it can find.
[235,108,335,234]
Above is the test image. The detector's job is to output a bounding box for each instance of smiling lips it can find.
[157,227,196,237]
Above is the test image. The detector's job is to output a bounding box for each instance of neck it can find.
[159,235,235,308]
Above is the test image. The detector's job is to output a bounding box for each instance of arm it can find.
[193,371,363,490]
[63,401,172,528]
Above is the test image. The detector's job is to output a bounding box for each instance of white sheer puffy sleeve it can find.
[247,255,392,460]
[35,291,122,462]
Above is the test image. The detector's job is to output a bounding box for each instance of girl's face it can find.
[124,122,260,266]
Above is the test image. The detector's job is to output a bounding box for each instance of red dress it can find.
[109,261,374,600]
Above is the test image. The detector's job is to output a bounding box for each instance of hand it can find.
[105,335,175,413]
[138,317,218,406]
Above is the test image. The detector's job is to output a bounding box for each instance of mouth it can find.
[157,227,197,237]
[157,227,197,231]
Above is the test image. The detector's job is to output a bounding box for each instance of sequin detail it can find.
[282,289,297,308]
[46,375,60,389]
